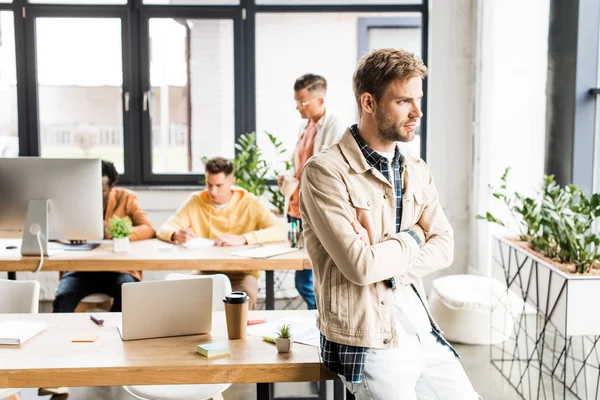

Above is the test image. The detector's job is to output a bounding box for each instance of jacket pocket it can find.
[412,190,426,223]
[349,191,378,244]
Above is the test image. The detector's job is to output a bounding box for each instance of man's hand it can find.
[277,175,285,188]
[172,228,195,244]
[214,234,247,247]
[411,224,425,244]
[351,220,371,246]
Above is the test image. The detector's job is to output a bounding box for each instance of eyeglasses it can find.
[295,99,314,108]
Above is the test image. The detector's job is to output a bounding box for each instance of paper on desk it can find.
[181,238,215,250]
[231,244,298,259]
[247,316,319,347]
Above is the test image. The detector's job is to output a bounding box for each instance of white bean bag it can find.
[428,274,533,345]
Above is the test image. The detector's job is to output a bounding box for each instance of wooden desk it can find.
[0,239,312,309]
[0,311,338,400]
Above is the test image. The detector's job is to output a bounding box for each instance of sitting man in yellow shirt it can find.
[156,157,286,309]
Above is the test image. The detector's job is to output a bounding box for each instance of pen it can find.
[247,319,266,326]
[90,315,104,326]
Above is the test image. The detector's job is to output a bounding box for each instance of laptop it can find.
[118,279,213,341]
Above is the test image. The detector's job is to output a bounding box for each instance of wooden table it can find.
[0,311,340,400]
[0,239,312,309]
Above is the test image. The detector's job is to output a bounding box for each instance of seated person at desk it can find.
[156,157,286,309]
[53,160,155,313]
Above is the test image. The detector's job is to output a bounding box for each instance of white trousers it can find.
[342,332,480,400]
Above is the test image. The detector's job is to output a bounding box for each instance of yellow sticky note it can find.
[71,334,99,343]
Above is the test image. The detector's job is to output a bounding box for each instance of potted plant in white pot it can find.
[106,216,133,253]
[478,168,600,398]
[275,324,293,353]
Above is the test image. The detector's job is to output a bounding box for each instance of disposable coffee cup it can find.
[223,291,250,340]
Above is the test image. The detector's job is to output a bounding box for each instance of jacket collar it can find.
[339,126,421,175]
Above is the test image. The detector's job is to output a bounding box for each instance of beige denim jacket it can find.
[299,129,454,349]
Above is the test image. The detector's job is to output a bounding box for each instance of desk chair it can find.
[0,279,41,400]
[75,293,114,312]
[123,274,232,400]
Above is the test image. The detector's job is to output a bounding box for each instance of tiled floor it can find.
[18,342,522,400]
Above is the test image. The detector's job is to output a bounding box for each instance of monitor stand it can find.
[21,199,52,256]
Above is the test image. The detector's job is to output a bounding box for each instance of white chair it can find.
[0,278,40,313]
[428,274,535,345]
[0,278,41,400]
[123,274,232,400]
[75,293,114,312]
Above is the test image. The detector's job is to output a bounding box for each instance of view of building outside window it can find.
[1,10,421,175]
[0,11,18,157]
[36,18,125,171]
[149,18,235,174]
[255,12,422,176]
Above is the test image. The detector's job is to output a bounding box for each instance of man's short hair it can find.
[205,157,234,176]
[353,48,428,108]
[101,160,119,186]
[294,74,327,95]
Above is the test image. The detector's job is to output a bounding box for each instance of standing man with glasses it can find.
[300,49,479,399]
[278,74,345,310]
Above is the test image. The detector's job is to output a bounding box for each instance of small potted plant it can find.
[106,216,133,253]
[275,324,293,353]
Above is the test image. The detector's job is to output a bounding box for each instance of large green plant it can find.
[202,131,291,214]
[478,168,600,274]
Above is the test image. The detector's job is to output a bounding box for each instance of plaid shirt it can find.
[320,125,426,383]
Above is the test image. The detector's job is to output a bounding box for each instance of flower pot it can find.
[113,237,130,253]
[276,338,293,353]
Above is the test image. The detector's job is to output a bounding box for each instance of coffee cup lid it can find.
[223,291,250,304]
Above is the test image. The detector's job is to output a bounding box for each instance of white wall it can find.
[470,0,550,277]
[425,0,477,289]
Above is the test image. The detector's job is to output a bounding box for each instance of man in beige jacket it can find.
[300,49,479,399]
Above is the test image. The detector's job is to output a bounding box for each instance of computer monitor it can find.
[0,158,104,256]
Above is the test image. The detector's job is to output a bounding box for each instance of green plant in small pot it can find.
[106,216,133,253]
[275,323,293,353]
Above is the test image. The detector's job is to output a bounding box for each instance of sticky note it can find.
[71,334,99,342]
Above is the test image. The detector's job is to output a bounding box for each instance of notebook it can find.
[197,342,230,358]
[0,321,47,345]
[231,245,299,259]
[181,238,215,250]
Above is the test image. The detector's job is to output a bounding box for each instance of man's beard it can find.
[375,107,410,143]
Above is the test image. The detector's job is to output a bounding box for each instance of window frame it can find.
[9,0,429,185]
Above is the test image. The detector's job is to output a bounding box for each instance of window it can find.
[359,16,422,156]
[36,18,126,171]
[0,11,17,157]
[11,1,428,184]
[256,12,424,172]
[147,18,235,175]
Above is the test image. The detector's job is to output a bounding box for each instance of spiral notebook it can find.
[0,321,47,345]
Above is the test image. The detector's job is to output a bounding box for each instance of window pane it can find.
[144,0,238,5]
[0,12,18,157]
[257,0,420,4]
[30,0,125,5]
[37,18,125,172]
[256,12,423,170]
[149,18,234,174]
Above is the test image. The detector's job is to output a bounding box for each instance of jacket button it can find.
[383,194,388,199]
[381,300,386,305]
[383,233,389,238]
[383,338,391,344]
[367,201,371,206]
